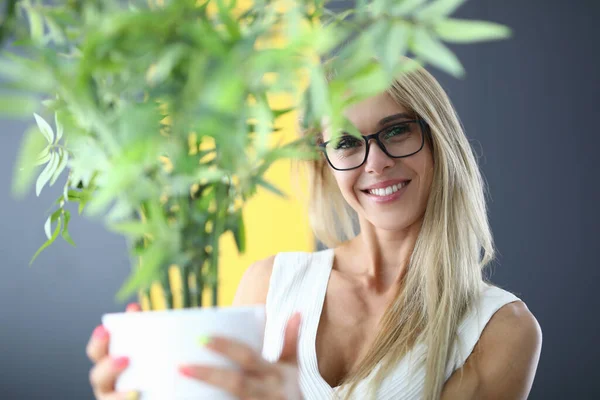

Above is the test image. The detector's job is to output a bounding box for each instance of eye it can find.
[333,135,362,150]
[382,124,411,140]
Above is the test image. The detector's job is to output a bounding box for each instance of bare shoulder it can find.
[231,255,277,307]
[442,301,543,400]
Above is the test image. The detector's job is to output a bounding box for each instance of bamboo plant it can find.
[0,0,510,308]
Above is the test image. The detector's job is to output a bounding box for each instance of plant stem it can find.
[181,264,190,308]
[194,263,203,308]
[210,183,228,307]
[161,268,173,309]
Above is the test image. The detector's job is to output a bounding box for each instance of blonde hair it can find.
[299,66,494,399]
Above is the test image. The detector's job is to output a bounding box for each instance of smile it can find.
[365,181,410,197]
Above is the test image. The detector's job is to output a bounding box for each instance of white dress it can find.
[261,249,521,399]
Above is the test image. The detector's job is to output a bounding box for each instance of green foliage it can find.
[1,0,511,306]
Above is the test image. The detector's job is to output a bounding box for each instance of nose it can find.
[364,138,394,174]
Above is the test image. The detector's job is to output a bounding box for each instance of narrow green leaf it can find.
[390,0,427,16]
[34,147,51,166]
[62,211,76,247]
[416,0,468,20]
[25,4,45,43]
[49,148,68,186]
[434,19,512,43]
[50,208,62,222]
[0,95,38,117]
[108,221,150,238]
[116,242,166,302]
[12,125,46,197]
[44,216,52,239]
[411,27,465,78]
[146,44,187,86]
[33,113,54,144]
[44,16,66,45]
[255,95,273,156]
[256,177,287,198]
[309,64,331,121]
[54,112,63,143]
[30,216,62,265]
[232,211,246,254]
[36,151,58,196]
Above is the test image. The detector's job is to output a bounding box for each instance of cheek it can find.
[332,170,360,203]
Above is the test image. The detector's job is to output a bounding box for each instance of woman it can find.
[86,66,542,400]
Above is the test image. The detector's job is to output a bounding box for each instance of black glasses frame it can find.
[318,118,430,171]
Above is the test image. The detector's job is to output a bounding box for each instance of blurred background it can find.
[1,0,599,399]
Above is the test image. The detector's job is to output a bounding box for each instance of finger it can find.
[87,325,110,363]
[125,303,141,313]
[202,336,271,374]
[179,366,271,398]
[89,356,130,395]
[279,312,302,363]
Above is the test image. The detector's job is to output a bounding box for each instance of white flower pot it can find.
[102,305,266,400]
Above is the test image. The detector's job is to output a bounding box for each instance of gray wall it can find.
[1,0,598,398]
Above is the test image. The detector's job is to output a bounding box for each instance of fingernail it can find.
[92,325,108,340]
[126,303,141,312]
[113,356,130,369]
[197,335,212,346]
[125,391,139,400]
[178,366,194,377]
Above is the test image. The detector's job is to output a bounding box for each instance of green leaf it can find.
[12,125,46,197]
[36,151,58,196]
[0,95,38,117]
[146,44,188,86]
[24,3,45,44]
[416,0,468,20]
[434,19,512,43]
[390,0,427,16]
[371,21,410,76]
[108,221,150,238]
[411,27,465,78]
[232,211,246,254]
[30,216,62,265]
[62,210,76,247]
[54,112,63,143]
[50,148,69,186]
[44,15,66,45]
[116,242,166,302]
[33,113,54,144]
[256,177,287,198]
[309,64,331,121]
[44,216,52,239]
[35,146,51,166]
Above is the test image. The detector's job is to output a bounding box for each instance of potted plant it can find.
[0,0,510,398]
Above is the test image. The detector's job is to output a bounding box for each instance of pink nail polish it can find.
[113,356,130,369]
[178,366,193,377]
[126,303,141,312]
[92,325,108,340]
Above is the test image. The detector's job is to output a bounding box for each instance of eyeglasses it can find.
[318,119,427,171]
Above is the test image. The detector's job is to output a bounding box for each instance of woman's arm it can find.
[441,301,543,400]
[231,255,276,307]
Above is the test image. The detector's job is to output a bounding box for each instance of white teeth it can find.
[367,182,409,197]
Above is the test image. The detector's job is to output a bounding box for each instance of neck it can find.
[347,218,423,295]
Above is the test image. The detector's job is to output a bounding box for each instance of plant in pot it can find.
[1,0,510,398]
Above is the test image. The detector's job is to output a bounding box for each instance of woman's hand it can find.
[86,303,141,400]
[178,312,304,400]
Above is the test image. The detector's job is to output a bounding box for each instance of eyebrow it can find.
[378,113,413,126]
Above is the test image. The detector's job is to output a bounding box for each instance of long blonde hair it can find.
[300,66,495,399]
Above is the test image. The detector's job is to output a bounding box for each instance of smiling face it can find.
[322,91,435,233]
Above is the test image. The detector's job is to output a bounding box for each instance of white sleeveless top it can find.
[261,249,521,400]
